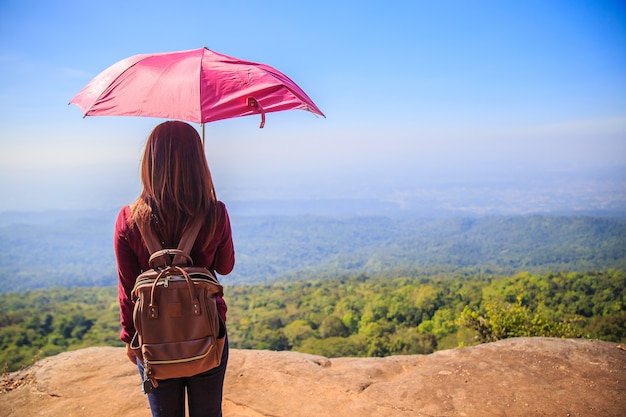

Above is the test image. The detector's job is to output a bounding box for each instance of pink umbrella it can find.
[69,47,324,140]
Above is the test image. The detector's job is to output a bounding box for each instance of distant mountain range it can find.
[0,203,624,292]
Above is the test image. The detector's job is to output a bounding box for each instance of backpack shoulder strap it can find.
[136,218,168,268]
[136,216,204,268]
[173,218,203,265]
[136,221,162,254]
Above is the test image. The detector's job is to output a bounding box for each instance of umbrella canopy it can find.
[69,47,325,129]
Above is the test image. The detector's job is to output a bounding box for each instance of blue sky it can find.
[0,0,624,213]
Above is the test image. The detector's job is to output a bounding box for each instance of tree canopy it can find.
[2,269,623,372]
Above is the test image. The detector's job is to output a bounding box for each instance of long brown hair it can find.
[130,121,218,248]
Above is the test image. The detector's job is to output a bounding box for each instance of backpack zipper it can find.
[147,343,215,365]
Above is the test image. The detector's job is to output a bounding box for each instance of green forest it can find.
[1,213,625,292]
[1,269,624,372]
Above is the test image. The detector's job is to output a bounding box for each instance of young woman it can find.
[114,120,235,417]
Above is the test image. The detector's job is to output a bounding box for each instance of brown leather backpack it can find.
[130,218,225,393]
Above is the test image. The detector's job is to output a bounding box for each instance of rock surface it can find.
[1,338,625,417]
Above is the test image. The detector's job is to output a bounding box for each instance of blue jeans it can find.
[136,337,229,417]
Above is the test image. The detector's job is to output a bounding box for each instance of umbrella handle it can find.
[247,97,266,128]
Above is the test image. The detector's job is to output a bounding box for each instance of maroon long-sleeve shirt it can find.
[114,202,235,344]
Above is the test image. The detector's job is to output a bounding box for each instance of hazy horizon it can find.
[1,164,624,217]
